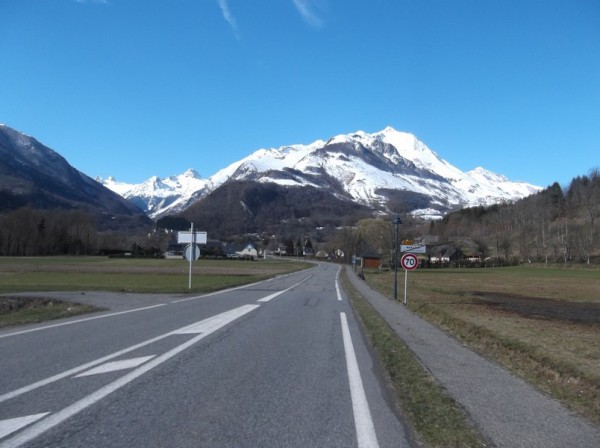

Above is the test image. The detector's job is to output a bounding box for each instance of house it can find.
[224,242,258,260]
[303,246,315,257]
[315,250,329,260]
[164,238,184,259]
[361,250,381,269]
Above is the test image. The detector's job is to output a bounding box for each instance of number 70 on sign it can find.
[400,253,419,271]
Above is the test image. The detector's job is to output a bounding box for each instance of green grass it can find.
[0,256,312,327]
[0,297,102,328]
[0,271,273,294]
[343,272,486,447]
[0,256,312,294]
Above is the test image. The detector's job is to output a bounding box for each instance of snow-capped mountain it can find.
[98,169,209,218]
[101,127,541,219]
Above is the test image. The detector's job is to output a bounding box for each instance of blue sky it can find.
[1,0,598,188]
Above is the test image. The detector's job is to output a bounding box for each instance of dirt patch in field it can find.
[470,292,600,324]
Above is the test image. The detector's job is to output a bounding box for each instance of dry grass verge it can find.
[0,296,102,328]
[364,266,600,425]
[343,272,486,447]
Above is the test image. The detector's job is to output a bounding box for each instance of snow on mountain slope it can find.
[98,169,208,218]
[101,127,541,219]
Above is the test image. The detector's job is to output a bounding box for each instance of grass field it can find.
[0,256,312,328]
[363,265,600,425]
[0,256,311,294]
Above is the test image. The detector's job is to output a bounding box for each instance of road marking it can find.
[170,282,263,303]
[257,276,311,303]
[0,414,49,440]
[335,267,343,301]
[0,305,257,404]
[340,312,379,448]
[170,269,315,304]
[173,304,260,334]
[0,304,167,339]
[0,332,170,404]
[1,304,260,448]
[74,356,155,377]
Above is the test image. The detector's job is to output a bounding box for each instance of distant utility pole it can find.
[392,214,401,301]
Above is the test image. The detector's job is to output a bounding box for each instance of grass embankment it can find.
[344,272,486,447]
[0,256,312,328]
[364,265,600,426]
[0,296,102,328]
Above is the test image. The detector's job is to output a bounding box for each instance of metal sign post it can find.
[400,252,419,305]
[188,223,194,289]
[392,215,402,301]
[178,224,207,290]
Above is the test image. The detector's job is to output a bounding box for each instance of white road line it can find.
[1,271,313,338]
[1,304,260,448]
[0,414,49,440]
[0,331,170,404]
[257,276,311,303]
[336,267,343,301]
[0,304,260,404]
[170,270,313,304]
[75,356,155,378]
[340,312,379,448]
[0,276,307,405]
[0,304,166,339]
[173,304,261,334]
[170,281,263,303]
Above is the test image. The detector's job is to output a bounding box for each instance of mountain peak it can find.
[182,168,201,178]
[101,126,542,220]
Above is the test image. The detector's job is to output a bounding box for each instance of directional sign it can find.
[400,253,419,271]
[401,244,426,254]
[178,231,207,244]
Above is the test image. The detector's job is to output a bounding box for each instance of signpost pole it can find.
[400,252,419,305]
[404,269,408,305]
[393,215,401,301]
[188,222,193,290]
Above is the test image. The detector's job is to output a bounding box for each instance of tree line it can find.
[0,207,160,256]
[320,169,600,266]
[3,170,598,264]
[428,169,600,264]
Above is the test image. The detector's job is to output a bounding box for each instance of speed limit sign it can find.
[400,253,419,271]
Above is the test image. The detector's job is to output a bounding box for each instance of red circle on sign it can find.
[400,253,419,271]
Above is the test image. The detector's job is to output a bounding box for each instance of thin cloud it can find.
[292,0,324,28]
[217,0,241,39]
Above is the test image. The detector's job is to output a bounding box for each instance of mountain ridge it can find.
[0,124,151,232]
[100,127,541,219]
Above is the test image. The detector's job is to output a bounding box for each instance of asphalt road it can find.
[0,264,411,448]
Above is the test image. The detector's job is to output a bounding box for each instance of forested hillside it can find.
[426,170,599,264]
[321,170,599,267]
[2,168,597,262]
